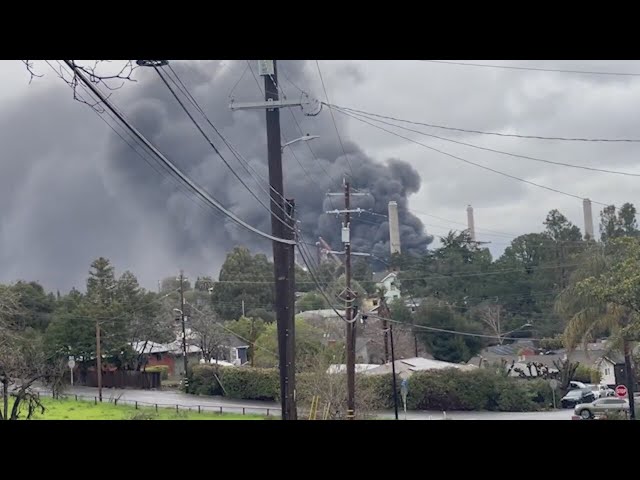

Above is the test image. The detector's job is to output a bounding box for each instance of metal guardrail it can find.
[37,390,278,418]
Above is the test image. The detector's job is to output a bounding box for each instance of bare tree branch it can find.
[20,61,43,84]
[22,60,139,112]
[478,304,503,342]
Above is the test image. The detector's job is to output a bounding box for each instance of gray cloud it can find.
[0,60,432,291]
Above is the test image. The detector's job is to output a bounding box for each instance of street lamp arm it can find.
[281,135,320,151]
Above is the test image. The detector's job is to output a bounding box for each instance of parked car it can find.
[574,397,629,419]
[569,381,587,390]
[561,388,596,408]
[585,383,615,398]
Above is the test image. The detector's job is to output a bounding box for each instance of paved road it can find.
[39,386,573,420]
[375,409,572,420]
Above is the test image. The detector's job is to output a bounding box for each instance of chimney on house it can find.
[388,201,402,255]
[583,198,594,240]
[466,205,476,242]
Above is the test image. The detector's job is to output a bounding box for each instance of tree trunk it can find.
[2,379,7,420]
[624,340,636,420]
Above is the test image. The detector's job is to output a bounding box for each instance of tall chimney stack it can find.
[466,205,476,242]
[583,198,594,240]
[388,201,401,255]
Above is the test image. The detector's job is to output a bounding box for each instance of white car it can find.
[569,381,587,390]
[585,383,615,399]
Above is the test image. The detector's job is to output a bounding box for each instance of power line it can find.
[331,105,609,206]
[368,313,544,341]
[152,66,295,232]
[315,60,355,176]
[47,61,228,228]
[163,64,313,237]
[337,105,640,178]
[186,301,278,357]
[204,260,584,284]
[63,60,295,246]
[421,60,640,78]
[328,102,640,144]
[295,238,353,324]
[407,208,518,238]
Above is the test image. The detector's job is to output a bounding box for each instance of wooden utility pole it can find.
[264,64,296,421]
[389,322,399,420]
[178,270,188,377]
[284,198,296,419]
[379,297,398,419]
[325,183,370,419]
[250,317,255,367]
[230,61,322,420]
[383,318,389,363]
[95,319,102,402]
[623,339,636,420]
[344,179,356,420]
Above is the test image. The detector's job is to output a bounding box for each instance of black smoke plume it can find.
[0,60,432,291]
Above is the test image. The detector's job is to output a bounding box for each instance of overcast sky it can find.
[2,60,639,292]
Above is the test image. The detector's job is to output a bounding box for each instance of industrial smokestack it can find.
[388,201,401,255]
[583,198,594,240]
[466,205,476,242]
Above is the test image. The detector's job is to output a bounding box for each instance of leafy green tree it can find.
[6,281,55,332]
[194,276,215,292]
[86,257,116,305]
[253,317,324,370]
[389,298,412,324]
[413,299,484,363]
[210,247,274,320]
[297,291,328,312]
[245,308,275,324]
[352,258,374,293]
[600,203,639,243]
[160,276,191,294]
[556,238,640,410]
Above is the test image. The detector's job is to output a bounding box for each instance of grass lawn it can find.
[19,397,266,420]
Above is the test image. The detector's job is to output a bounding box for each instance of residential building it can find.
[372,271,401,303]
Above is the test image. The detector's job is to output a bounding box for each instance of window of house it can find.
[155,353,162,361]
[604,368,610,376]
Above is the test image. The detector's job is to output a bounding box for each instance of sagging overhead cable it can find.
[63,60,295,246]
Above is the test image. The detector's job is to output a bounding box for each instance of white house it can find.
[373,271,401,303]
[595,356,621,387]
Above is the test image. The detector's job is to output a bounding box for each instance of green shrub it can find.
[189,365,546,413]
[357,374,397,410]
[188,364,224,396]
[400,369,543,412]
[188,365,278,401]
[145,365,170,380]
[525,379,554,409]
[221,368,279,401]
[496,383,536,412]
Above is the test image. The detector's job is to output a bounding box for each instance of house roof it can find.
[366,357,476,377]
[372,271,397,283]
[327,364,380,374]
[299,309,346,319]
[132,341,170,355]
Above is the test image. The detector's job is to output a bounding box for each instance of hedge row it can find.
[188,365,279,400]
[187,365,554,412]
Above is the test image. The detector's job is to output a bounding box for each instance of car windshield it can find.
[565,390,583,399]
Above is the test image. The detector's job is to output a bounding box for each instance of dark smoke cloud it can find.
[0,60,432,291]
